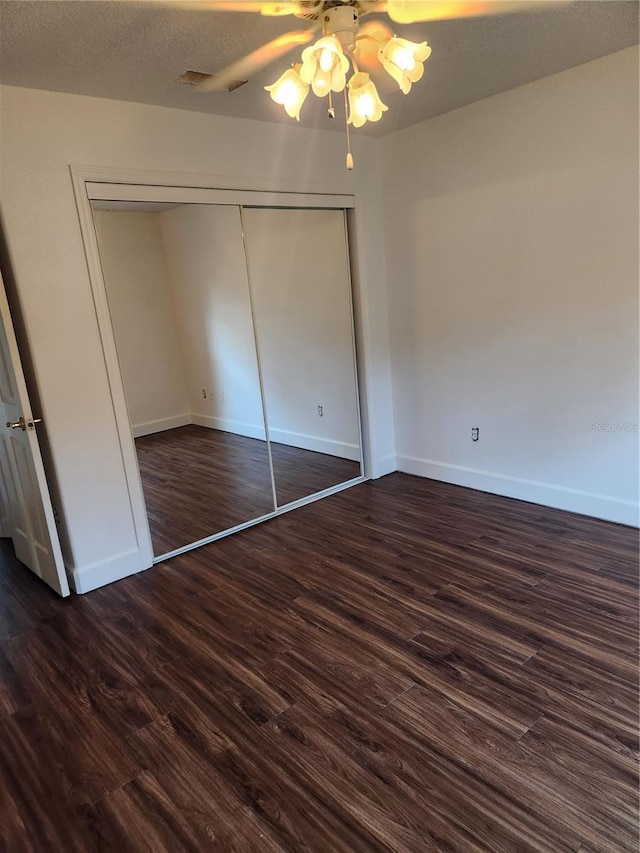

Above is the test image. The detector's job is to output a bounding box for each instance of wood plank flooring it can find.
[135,425,360,555]
[270,441,360,507]
[0,473,638,851]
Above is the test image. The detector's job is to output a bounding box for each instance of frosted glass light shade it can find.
[300,36,349,97]
[380,37,431,94]
[265,65,309,120]
[347,72,388,127]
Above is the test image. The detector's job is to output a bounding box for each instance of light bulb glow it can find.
[319,47,335,73]
[380,37,431,94]
[313,70,333,98]
[347,72,388,128]
[265,65,309,120]
[356,92,375,118]
[393,47,416,72]
[300,35,349,97]
[278,80,299,105]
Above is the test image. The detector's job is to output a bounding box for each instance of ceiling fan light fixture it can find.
[265,64,309,120]
[187,0,561,168]
[300,35,349,96]
[380,37,431,94]
[347,71,388,127]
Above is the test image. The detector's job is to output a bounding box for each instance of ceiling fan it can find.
[166,0,561,167]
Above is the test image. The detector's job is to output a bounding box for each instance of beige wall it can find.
[382,47,639,524]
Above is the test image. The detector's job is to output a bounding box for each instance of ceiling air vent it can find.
[177,70,247,92]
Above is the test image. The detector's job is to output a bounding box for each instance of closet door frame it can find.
[72,165,366,565]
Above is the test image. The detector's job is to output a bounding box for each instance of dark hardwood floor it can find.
[270,440,360,506]
[135,425,360,555]
[0,473,638,851]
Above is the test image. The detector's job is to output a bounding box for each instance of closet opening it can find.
[76,177,367,564]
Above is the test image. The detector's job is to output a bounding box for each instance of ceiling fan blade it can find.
[196,27,318,91]
[386,0,563,24]
[140,1,302,14]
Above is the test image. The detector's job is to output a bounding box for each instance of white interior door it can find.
[0,270,69,596]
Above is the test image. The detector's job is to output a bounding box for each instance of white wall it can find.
[0,84,395,592]
[93,210,191,436]
[159,204,267,440]
[382,47,639,525]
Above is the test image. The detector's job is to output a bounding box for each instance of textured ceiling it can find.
[0,1,637,136]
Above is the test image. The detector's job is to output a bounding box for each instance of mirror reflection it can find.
[243,208,362,507]
[92,201,275,555]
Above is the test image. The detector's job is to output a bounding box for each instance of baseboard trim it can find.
[268,428,360,461]
[396,454,639,527]
[132,413,192,438]
[66,548,146,594]
[374,454,398,478]
[191,413,267,441]
[190,415,359,460]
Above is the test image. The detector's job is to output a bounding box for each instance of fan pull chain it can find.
[344,86,353,170]
[328,90,335,119]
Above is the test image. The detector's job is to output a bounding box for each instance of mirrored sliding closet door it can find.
[243,207,362,507]
[92,202,275,555]
[90,194,363,560]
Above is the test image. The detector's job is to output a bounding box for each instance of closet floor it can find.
[134,425,361,555]
[0,473,638,851]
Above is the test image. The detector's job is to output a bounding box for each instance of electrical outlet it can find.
[317,405,323,417]
[471,427,479,442]
[202,389,207,399]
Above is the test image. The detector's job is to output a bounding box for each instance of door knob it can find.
[6,417,42,431]
[6,417,26,431]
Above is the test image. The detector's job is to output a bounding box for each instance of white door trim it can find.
[71,168,155,570]
[85,181,355,209]
[72,163,356,199]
